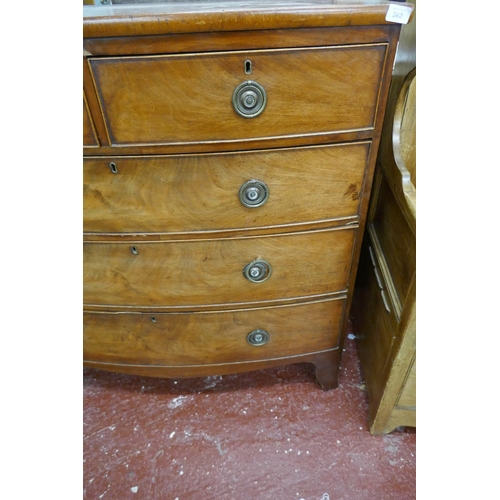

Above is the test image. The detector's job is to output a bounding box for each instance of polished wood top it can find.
[83,0,414,37]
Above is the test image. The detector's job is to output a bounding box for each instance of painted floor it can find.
[83,320,416,500]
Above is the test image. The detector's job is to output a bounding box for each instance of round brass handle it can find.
[247,329,270,346]
[232,81,267,118]
[243,259,272,283]
[239,179,269,208]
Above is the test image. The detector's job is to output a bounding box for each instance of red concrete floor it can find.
[83,320,416,500]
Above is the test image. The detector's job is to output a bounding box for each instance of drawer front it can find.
[84,298,344,365]
[84,143,369,233]
[83,228,355,307]
[89,44,387,146]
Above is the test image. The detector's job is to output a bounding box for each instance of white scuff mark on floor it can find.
[168,396,190,409]
[169,431,176,438]
[215,441,226,456]
[131,486,138,493]
[179,429,228,456]
[84,425,117,440]
[201,432,227,456]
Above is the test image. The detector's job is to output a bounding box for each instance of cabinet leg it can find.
[311,350,340,390]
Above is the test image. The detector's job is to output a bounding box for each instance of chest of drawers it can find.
[83,0,411,389]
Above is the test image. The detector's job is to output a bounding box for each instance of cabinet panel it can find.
[372,176,416,305]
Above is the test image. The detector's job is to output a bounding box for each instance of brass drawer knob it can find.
[239,179,269,208]
[243,259,272,283]
[247,329,270,346]
[232,80,267,118]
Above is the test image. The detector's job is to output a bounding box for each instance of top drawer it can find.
[89,44,387,147]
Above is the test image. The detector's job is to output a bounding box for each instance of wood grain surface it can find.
[83,227,355,308]
[83,1,413,38]
[83,93,99,147]
[82,2,406,388]
[371,175,415,309]
[84,297,345,365]
[89,44,387,147]
[84,143,369,234]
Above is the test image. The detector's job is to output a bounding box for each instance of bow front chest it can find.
[83,0,411,389]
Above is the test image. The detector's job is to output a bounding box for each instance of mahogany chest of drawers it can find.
[83,0,410,389]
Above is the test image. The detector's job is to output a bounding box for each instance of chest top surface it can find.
[83,0,413,37]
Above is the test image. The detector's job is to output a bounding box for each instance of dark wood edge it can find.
[83,91,100,147]
[83,25,393,57]
[83,58,110,147]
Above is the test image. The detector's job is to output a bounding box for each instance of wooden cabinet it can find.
[352,60,416,431]
[83,0,411,389]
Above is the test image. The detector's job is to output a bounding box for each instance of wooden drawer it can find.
[89,44,387,147]
[83,227,355,308]
[84,143,369,234]
[84,297,345,365]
